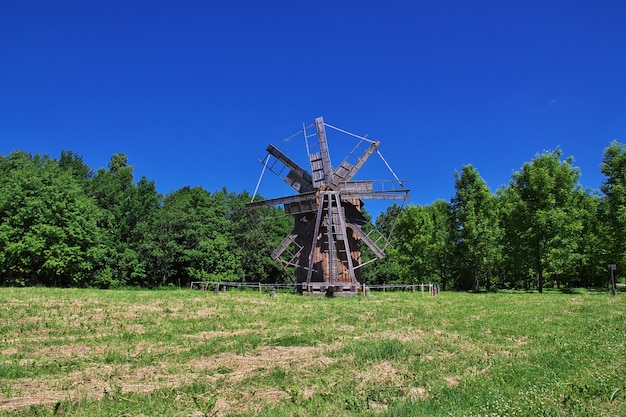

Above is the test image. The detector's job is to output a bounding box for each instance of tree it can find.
[429,200,454,290]
[395,205,437,284]
[88,153,160,286]
[0,152,104,286]
[504,150,583,292]
[59,150,94,181]
[218,188,291,283]
[574,190,607,287]
[139,186,244,287]
[450,165,502,290]
[600,140,626,276]
[364,204,406,284]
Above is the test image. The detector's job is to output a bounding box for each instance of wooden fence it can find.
[190,281,441,296]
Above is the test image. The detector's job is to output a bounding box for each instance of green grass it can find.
[0,287,624,416]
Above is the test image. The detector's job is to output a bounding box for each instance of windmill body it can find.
[247,117,409,295]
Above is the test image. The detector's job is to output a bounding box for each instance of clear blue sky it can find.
[2,1,625,210]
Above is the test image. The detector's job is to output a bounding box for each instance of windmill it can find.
[247,117,409,295]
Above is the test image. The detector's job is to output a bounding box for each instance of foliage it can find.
[0,152,104,286]
[601,140,626,270]
[0,151,288,288]
[503,149,584,292]
[451,165,502,290]
[1,140,625,290]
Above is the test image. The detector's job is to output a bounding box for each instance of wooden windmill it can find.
[247,117,409,295]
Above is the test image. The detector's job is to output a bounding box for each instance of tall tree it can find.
[139,186,243,287]
[505,150,583,292]
[88,153,160,286]
[600,140,626,275]
[574,190,607,287]
[429,200,454,290]
[364,204,406,284]
[451,165,502,290]
[498,185,532,290]
[218,188,291,283]
[59,150,94,181]
[395,205,437,284]
[0,152,104,286]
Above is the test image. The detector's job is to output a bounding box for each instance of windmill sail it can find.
[307,117,335,188]
[331,140,380,188]
[266,144,313,193]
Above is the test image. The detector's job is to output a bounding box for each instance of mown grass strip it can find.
[0,288,624,416]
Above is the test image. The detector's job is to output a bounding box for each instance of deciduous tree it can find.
[504,150,583,292]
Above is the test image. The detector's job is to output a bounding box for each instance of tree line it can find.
[0,151,289,288]
[1,141,625,291]
[373,141,626,291]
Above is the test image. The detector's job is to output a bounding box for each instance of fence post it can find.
[609,264,617,296]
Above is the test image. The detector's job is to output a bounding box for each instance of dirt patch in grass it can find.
[1,348,19,356]
[408,386,429,399]
[189,346,333,381]
[375,329,426,343]
[187,329,254,339]
[354,361,403,384]
[444,375,461,387]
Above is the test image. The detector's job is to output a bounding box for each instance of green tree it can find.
[0,152,104,286]
[139,186,244,287]
[59,150,94,181]
[395,205,437,284]
[451,165,502,291]
[429,200,454,290]
[600,140,626,276]
[498,185,532,290]
[504,150,583,292]
[218,188,291,283]
[574,191,607,287]
[88,153,159,286]
[364,204,406,284]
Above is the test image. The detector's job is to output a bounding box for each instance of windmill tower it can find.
[247,117,409,295]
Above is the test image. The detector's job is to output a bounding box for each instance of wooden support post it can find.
[609,264,617,296]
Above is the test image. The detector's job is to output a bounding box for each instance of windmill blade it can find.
[347,222,386,259]
[338,180,410,201]
[246,191,318,213]
[271,219,310,262]
[307,117,335,188]
[331,140,380,188]
[266,144,314,193]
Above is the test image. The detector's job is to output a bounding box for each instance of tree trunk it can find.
[538,269,544,293]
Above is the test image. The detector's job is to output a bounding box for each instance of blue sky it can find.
[2,1,625,212]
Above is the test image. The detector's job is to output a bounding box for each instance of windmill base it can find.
[296,283,361,297]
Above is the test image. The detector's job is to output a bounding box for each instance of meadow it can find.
[0,287,624,416]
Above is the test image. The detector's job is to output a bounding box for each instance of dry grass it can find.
[1,288,624,417]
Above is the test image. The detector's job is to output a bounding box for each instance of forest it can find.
[1,141,625,291]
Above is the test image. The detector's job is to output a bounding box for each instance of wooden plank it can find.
[347,222,386,259]
[246,191,318,211]
[312,117,334,188]
[331,140,380,187]
[266,144,313,193]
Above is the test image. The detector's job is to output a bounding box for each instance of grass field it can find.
[0,287,624,416]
